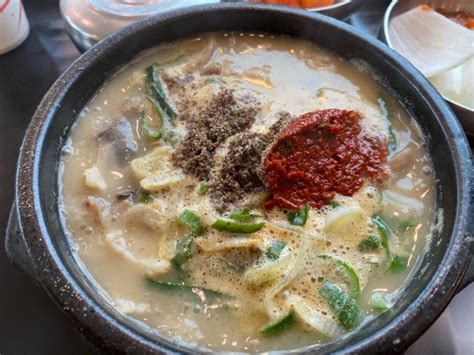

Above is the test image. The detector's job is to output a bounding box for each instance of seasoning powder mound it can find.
[172,89,259,180]
[209,132,267,212]
[209,112,293,212]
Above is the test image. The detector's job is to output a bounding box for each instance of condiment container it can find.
[0,0,29,55]
[60,0,223,52]
[382,0,474,135]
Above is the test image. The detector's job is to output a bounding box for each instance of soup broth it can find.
[60,33,436,352]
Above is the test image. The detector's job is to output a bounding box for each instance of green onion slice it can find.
[145,277,230,302]
[371,292,390,312]
[177,210,205,236]
[172,235,196,271]
[288,205,310,226]
[265,240,287,261]
[358,234,380,252]
[197,182,209,196]
[260,313,294,337]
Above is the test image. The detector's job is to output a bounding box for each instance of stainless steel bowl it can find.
[61,0,362,52]
[60,0,225,52]
[382,0,474,135]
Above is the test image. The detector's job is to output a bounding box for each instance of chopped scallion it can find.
[358,234,380,252]
[172,235,196,271]
[145,277,230,301]
[177,210,205,236]
[136,190,153,204]
[371,292,390,312]
[388,255,408,273]
[388,127,397,153]
[204,77,219,85]
[260,313,294,337]
[288,205,310,226]
[378,97,397,153]
[146,64,179,119]
[139,109,162,141]
[399,219,416,233]
[197,182,209,196]
[329,200,340,208]
[265,240,286,261]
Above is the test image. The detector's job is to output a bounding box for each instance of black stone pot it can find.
[5,3,474,353]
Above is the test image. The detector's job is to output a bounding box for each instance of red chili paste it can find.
[264,109,388,210]
[437,9,474,30]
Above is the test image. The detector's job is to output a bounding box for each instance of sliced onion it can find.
[245,247,293,286]
[83,166,107,191]
[382,190,424,218]
[196,236,261,252]
[324,206,363,235]
[125,204,165,231]
[286,294,343,338]
[105,231,171,276]
[263,231,311,320]
[131,147,188,191]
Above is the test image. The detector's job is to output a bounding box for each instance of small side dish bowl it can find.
[301,0,363,19]
[382,0,474,135]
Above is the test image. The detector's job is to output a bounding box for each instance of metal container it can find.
[6,3,473,353]
[60,0,362,52]
[60,0,224,52]
[382,0,474,135]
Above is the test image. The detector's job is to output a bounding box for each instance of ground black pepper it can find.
[172,89,259,180]
[209,111,293,212]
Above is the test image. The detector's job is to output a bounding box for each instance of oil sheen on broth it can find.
[59,33,436,352]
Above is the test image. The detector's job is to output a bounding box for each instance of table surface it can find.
[0,1,472,353]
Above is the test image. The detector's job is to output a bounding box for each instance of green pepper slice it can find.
[319,281,362,330]
[372,214,391,254]
[228,208,260,223]
[318,254,361,299]
[211,219,265,233]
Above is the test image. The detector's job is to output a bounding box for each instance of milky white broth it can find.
[59,33,436,352]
